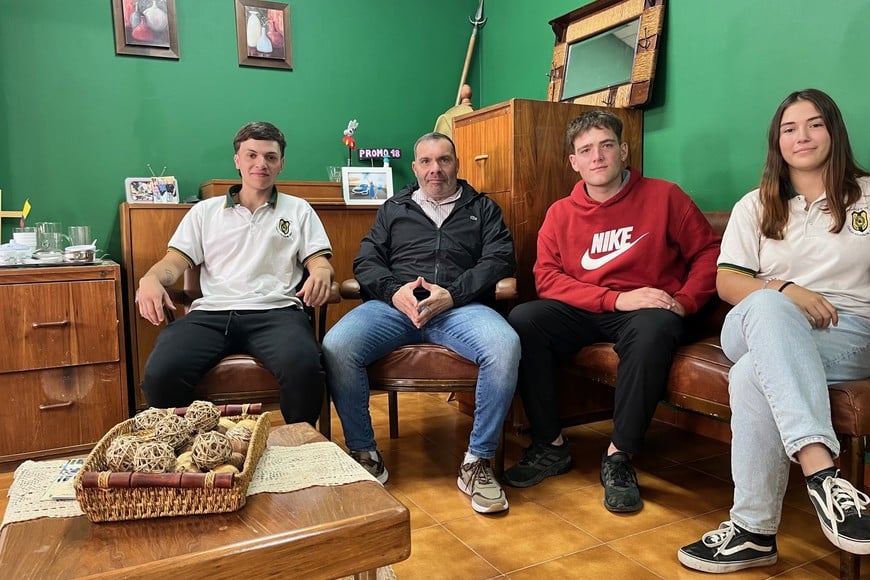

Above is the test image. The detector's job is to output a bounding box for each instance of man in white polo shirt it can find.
[136,121,334,425]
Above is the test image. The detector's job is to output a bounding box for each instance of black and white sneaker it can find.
[349,449,389,484]
[678,521,778,573]
[807,469,870,554]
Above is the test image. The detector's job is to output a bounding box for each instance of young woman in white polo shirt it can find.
[679,88,870,573]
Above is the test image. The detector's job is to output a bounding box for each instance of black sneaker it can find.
[806,469,870,554]
[503,439,572,488]
[600,452,642,513]
[678,521,778,573]
[349,449,389,484]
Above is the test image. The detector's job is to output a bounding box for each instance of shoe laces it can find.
[350,450,381,472]
[465,459,495,487]
[604,457,636,487]
[820,475,870,524]
[702,521,737,554]
[519,443,548,466]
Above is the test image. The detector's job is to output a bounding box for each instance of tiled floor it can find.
[0,394,863,578]
[326,392,861,579]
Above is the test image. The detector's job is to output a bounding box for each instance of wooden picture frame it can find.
[235,0,292,70]
[548,0,665,108]
[112,0,180,60]
[341,167,394,206]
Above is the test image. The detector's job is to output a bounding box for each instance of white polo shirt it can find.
[718,176,870,318]
[168,187,332,311]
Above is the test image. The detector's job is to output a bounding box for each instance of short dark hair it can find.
[566,110,623,150]
[413,132,457,158]
[233,121,286,157]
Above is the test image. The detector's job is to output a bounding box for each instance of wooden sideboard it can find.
[0,262,129,462]
[453,98,643,302]
[120,186,378,410]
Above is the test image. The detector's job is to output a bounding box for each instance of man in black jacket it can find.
[323,132,519,514]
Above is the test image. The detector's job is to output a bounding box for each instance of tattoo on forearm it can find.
[158,268,176,285]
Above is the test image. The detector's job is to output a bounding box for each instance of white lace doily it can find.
[1,460,85,528]
[247,441,379,495]
[3,441,378,530]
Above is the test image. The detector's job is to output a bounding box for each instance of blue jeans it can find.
[725,290,870,534]
[323,300,520,459]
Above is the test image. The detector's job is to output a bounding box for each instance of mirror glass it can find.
[561,19,639,101]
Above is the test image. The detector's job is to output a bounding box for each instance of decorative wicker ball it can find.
[191,431,233,471]
[184,400,221,433]
[105,435,142,471]
[226,425,253,455]
[132,441,176,473]
[132,407,168,431]
[153,414,194,450]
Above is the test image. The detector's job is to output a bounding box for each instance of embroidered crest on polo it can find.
[847,208,868,236]
[276,218,292,238]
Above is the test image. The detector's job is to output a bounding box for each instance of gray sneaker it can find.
[349,449,389,484]
[457,458,509,513]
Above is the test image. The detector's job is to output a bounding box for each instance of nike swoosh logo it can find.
[580,233,648,270]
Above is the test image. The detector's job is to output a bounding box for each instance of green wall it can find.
[478,0,870,210]
[3,1,870,255]
[0,1,477,256]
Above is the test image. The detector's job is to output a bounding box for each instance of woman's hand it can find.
[781,284,839,328]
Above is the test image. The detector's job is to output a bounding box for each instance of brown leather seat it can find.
[335,278,518,472]
[166,266,340,437]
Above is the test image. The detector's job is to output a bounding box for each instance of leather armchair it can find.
[165,265,341,437]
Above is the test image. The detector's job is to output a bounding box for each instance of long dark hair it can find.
[759,88,868,238]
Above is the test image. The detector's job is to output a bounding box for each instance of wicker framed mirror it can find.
[547,0,665,108]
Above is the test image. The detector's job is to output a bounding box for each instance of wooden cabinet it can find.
[0,262,129,462]
[453,98,643,301]
[120,190,377,410]
[119,203,194,410]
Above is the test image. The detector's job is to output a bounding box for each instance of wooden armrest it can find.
[339,277,516,301]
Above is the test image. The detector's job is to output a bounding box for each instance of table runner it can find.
[2,440,379,529]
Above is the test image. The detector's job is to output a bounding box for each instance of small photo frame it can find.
[125,176,180,203]
[342,167,394,206]
[112,0,180,60]
[235,0,292,70]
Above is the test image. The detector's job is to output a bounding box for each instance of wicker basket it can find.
[75,403,270,522]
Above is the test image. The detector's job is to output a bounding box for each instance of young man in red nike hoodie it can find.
[503,110,720,513]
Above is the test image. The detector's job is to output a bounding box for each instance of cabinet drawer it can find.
[0,280,119,372]
[0,363,126,459]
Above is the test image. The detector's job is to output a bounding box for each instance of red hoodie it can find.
[535,168,720,314]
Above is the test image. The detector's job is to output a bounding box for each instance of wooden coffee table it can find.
[0,423,410,579]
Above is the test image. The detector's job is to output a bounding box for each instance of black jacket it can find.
[354,180,516,308]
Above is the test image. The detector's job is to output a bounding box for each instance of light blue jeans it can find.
[725,290,870,534]
[323,300,520,459]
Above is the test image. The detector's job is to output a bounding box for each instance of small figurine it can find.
[342,120,358,166]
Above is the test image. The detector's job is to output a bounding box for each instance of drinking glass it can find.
[68,225,93,247]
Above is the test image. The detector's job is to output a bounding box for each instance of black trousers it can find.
[508,299,684,454]
[141,307,324,425]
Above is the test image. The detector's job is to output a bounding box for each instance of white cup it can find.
[13,232,37,249]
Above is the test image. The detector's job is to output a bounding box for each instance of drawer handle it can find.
[473,154,489,162]
[32,319,70,329]
[39,401,74,410]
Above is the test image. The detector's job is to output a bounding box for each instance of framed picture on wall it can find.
[341,167,394,206]
[111,0,180,59]
[235,0,292,70]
